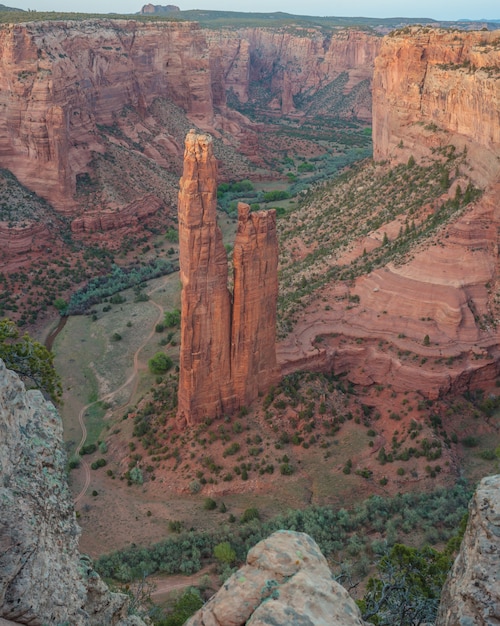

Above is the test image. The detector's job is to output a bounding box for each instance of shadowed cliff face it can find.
[177,131,279,424]
[437,474,500,625]
[0,359,145,626]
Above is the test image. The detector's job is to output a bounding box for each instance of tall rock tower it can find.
[177,130,234,423]
[177,130,279,425]
[231,202,279,407]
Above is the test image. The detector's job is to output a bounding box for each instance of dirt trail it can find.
[74,279,168,505]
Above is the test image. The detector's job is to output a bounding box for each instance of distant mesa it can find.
[140,3,180,14]
[0,3,25,10]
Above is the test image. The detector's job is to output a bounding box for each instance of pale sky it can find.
[8,1,500,21]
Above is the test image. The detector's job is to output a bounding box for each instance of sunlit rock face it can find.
[177,131,279,425]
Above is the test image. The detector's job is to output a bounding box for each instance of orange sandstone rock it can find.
[177,132,279,424]
[177,131,233,425]
[232,202,280,407]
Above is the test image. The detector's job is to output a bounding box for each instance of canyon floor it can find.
[50,231,500,559]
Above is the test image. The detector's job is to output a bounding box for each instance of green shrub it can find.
[129,466,143,485]
[160,588,202,626]
[223,442,240,457]
[462,436,479,448]
[164,309,181,327]
[148,352,173,375]
[480,449,497,460]
[168,520,183,533]
[80,443,97,456]
[280,462,294,475]
[213,541,236,565]
[203,497,217,511]
[165,228,179,243]
[241,507,260,523]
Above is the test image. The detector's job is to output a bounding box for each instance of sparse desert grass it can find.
[54,272,181,453]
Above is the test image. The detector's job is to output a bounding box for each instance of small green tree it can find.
[159,588,203,626]
[164,309,181,327]
[423,335,430,346]
[213,541,236,565]
[148,352,173,375]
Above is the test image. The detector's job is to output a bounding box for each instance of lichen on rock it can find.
[0,359,145,626]
[436,474,500,626]
[186,530,370,626]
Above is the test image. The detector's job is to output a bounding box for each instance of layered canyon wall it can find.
[355,28,500,396]
[0,18,379,237]
[0,19,214,217]
[278,27,500,399]
[177,131,279,424]
[373,27,500,183]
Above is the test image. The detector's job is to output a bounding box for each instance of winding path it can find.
[73,278,170,505]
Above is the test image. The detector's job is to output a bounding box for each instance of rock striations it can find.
[373,27,500,184]
[0,359,145,626]
[437,474,500,626]
[177,131,279,424]
[232,202,279,408]
[177,130,234,422]
[186,530,370,626]
[279,28,500,399]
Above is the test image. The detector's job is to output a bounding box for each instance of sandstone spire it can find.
[177,131,279,425]
[231,202,280,406]
[177,130,234,424]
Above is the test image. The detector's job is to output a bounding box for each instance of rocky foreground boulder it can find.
[437,474,500,626]
[0,359,145,626]
[186,530,370,626]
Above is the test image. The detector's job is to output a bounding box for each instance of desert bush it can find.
[203,498,217,511]
[213,541,236,565]
[148,353,173,375]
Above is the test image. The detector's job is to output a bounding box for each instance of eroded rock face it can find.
[207,28,380,120]
[232,202,280,407]
[278,28,500,399]
[0,359,145,626]
[0,19,213,215]
[373,28,500,183]
[177,132,279,424]
[437,474,500,626]
[186,530,370,626]
[177,130,234,422]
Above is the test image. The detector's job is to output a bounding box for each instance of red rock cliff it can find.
[207,28,381,119]
[373,28,500,183]
[278,28,500,400]
[0,19,214,216]
[177,132,279,424]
